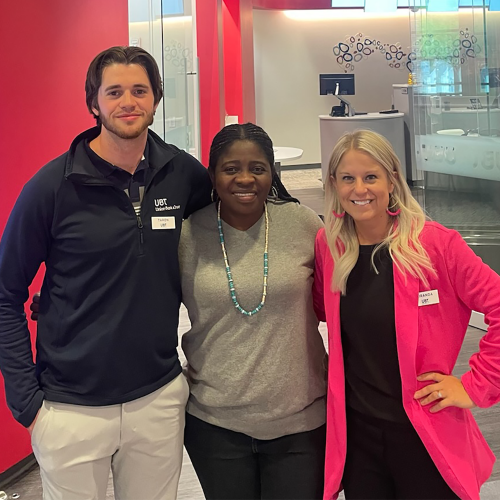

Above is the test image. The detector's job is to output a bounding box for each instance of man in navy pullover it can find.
[0,46,211,499]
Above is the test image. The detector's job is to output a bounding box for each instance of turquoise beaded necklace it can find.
[217,201,269,316]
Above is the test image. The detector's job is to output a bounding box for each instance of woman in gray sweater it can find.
[180,123,327,499]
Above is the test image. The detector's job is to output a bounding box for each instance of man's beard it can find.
[100,111,155,139]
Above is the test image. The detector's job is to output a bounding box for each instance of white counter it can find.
[319,112,406,183]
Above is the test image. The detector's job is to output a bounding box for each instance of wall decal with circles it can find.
[333,32,409,73]
[333,28,481,74]
[410,27,482,73]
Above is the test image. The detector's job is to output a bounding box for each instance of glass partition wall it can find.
[410,2,500,275]
[129,0,200,159]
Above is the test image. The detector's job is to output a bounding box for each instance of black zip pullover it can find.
[0,127,211,427]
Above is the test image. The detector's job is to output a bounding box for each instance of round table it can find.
[273,147,303,177]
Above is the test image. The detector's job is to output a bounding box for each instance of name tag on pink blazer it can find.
[419,290,440,306]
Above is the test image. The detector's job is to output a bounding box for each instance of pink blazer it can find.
[314,222,500,500]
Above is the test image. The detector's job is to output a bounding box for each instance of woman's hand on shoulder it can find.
[414,372,477,413]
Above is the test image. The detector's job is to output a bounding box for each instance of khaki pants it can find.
[31,374,189,500]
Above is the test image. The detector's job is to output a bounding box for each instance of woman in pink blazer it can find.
[314,129,500,500]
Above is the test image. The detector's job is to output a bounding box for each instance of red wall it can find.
[0,0,128,474]
[196,0,225,166]
[223,0,256,124]
[196,0,256,164]
[223,0,244,121]
[241,0,257,124]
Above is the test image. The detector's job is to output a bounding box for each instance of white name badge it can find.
[151,216,176,230]
[418,290,439,307]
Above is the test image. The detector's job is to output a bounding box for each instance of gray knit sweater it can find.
[179,200,327,440]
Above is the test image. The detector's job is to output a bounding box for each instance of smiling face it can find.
[333,149,394,228]
[92,63,158,141]
[212,140,273,230]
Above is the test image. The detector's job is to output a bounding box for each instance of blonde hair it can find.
[324,129,435,294]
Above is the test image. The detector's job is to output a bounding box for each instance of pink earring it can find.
[386,208,401,216]
[386,195,401,216]
[332,210,345,218]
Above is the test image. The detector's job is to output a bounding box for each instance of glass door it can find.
[161,0,200,157]
[409,1,500,276]
[129,0,200,159]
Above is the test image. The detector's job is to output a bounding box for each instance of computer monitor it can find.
[319,74,355,96]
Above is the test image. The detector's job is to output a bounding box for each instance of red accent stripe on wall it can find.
[223,0,244,121]
[196,0,225,166]
[196,0,256,164]
[240,0,257,124]
[0,0,128,475]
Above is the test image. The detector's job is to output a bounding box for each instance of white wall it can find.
[253,10,411,165]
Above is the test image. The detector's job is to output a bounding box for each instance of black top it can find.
[340,244,409,423]
[0,126,212,427]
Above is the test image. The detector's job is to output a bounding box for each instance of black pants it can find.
[184,412,326,500]
[342,409,459,500]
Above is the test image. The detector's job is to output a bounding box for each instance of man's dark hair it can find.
[208,123,298,203]
[85,46,163,125]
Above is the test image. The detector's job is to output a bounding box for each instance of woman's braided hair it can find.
[208,123,299,203]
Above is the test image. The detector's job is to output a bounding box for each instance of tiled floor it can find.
[4,170,500,499]
[282,168,324,191]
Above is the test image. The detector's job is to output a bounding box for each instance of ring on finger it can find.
[437,391,443,399]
